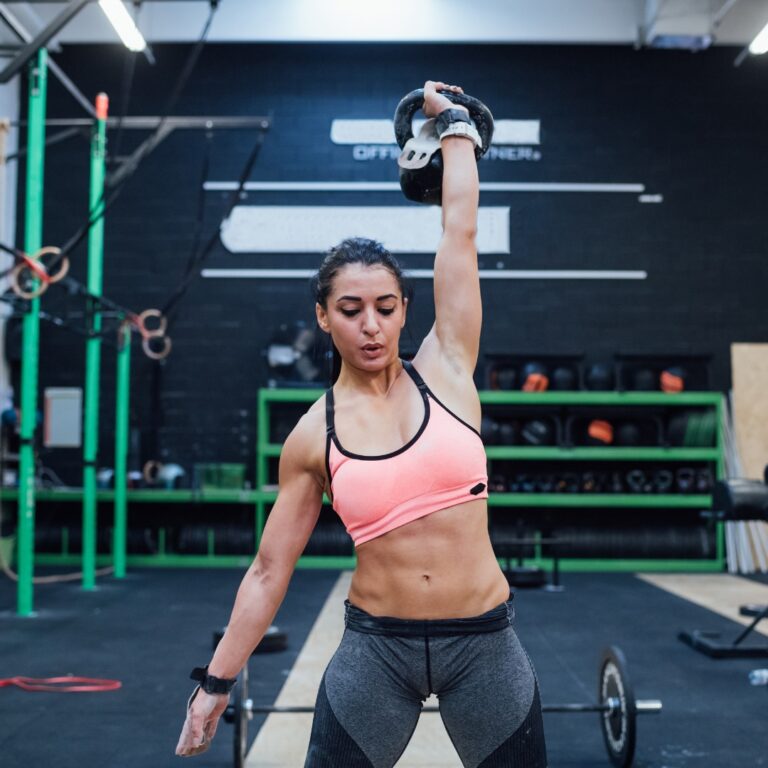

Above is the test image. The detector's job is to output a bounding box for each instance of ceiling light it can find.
[749,20,768,54]
[98,0,146,52]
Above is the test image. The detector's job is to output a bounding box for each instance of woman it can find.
[176,80,547,767]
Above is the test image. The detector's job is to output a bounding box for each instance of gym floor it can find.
[1,568,765,768]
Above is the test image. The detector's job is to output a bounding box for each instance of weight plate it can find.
[234,665,249,768]
[599,646,637,768]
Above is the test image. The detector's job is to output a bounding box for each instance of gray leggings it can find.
[304,593,547,768]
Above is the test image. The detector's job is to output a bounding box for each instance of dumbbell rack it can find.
[257,388,726,572]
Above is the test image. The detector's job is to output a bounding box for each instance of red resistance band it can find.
[0,676,122,693]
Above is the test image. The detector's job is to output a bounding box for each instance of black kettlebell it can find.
[394,88,494,205]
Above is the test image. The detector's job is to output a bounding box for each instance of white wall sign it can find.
[220,206,510,254]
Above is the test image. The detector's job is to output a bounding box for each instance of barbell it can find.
[222,645,661,768]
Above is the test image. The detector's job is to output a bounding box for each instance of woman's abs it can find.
[347,499,509,619]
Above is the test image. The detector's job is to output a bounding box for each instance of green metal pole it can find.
[16,49,48,617]
[82,93,108,590]
[113,321,131,578]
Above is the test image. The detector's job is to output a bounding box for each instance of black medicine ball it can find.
[632,368,656,391]
[551,366,576,391]
[585,363,614,391]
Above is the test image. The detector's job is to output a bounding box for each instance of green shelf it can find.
[256,489,710,509]
[485,447,720,461]
[487,494,712,508]
[262,445,720,462]
[0,488,265,504]
[479,391,723,406]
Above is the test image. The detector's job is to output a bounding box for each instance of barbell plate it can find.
[599,646,637,768]
[233,666,249,768]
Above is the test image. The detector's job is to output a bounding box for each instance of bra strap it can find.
[325,387,335,436]
[402,359,429,396]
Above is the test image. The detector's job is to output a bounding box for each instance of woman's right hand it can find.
[175,687,230,757]
[422,80,468,119]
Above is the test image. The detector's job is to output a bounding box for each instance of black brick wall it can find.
[10,43,768,485]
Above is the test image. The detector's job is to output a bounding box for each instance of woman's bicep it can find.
[254,427,324,577]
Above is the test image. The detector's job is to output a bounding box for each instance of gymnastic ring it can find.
[142,460,163,486]
[34,246,69,284]
[8,247,70,299]
[9,262,46,299]
[142,333,172,361]
[136,308,167,340]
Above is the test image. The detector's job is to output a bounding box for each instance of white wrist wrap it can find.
[438,121,483,150]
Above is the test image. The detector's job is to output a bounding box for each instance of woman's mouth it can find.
[362,344,383,355]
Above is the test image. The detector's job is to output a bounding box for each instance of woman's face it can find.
[316,263,408,368]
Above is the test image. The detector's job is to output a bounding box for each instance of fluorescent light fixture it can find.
[749,20,768,54]
[98,0,146,52]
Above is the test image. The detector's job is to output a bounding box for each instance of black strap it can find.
[402,359,429,395]
[189,665,237,695]
[325,387,335,436]
[435,108,472,136]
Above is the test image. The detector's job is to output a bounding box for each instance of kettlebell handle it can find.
[393,88,494,159]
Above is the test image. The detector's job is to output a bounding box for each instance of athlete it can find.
[176,80,548,767]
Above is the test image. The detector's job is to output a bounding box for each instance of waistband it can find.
[344,591,514,637]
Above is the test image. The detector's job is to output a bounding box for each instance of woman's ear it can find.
[315,302,330,333]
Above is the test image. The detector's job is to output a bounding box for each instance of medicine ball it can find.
[551,366,576,391]
[586,419,614,446]
[481,415,500,445]
[521,419,553,445]
[521,362,549,392]
[498,421,518,445]
[585,363,614,391]
[496,366,517,390]
[632,368,656,391]
[667,414,688,446]
[616,422,641,447]
[661,366,687,393]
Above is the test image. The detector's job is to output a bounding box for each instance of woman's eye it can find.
[340,308,395,317]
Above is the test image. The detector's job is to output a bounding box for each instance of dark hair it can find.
[310,237,414,384]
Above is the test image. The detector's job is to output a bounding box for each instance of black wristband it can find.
[434,108,471,136]
[190,665,237,695]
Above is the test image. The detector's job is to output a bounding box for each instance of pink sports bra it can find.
[324,359,489,546]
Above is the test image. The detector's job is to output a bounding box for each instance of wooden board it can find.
[637,573,768,638]
[731,343,768,479]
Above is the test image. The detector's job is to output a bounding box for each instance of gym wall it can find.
[9,43,768,484]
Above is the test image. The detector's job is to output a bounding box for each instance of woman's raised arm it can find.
[423,80,482,374]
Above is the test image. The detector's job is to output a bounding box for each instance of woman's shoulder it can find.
[278,394,329,484]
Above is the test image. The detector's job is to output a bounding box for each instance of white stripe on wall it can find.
[205,181,645,193]
[220,206,510,254]
[330,118,541,145]
[202,268,648,280]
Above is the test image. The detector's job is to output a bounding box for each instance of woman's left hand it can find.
[422,80,469,118]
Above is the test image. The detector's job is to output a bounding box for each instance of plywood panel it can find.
[731,343,768,479]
